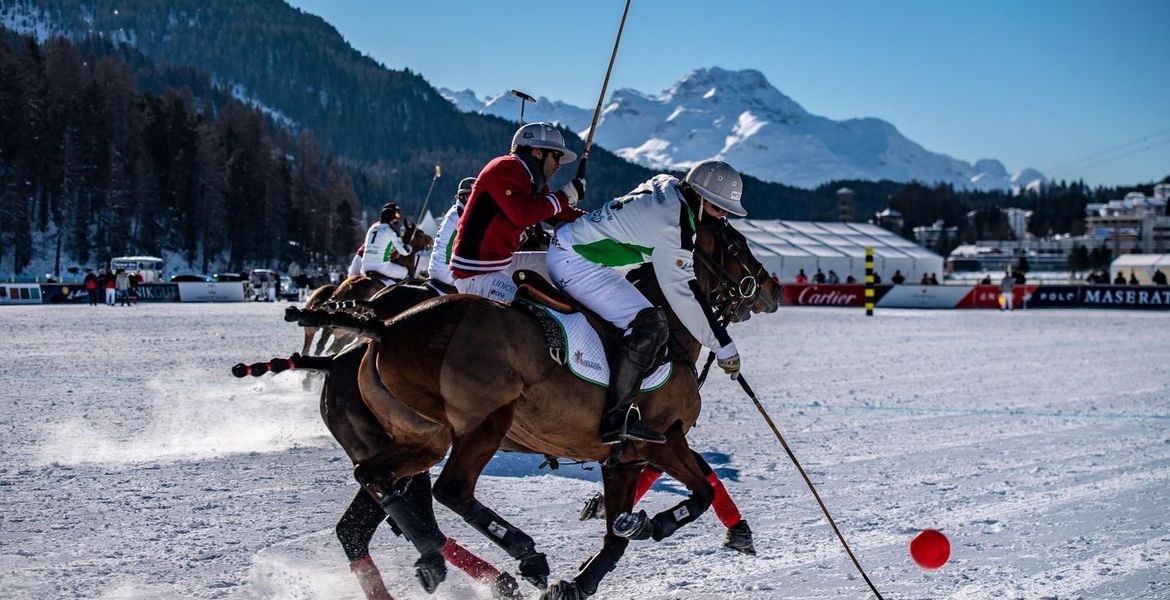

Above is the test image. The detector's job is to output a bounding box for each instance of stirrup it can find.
[602,406,666,445]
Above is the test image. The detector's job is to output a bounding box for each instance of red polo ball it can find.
[910,529,950,569]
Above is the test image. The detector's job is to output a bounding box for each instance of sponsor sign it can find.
[878,285,973,309]
[39,284,89,303]
[956,285,1038,309]
[177,281,246,302]
[1081,285,1170,309]
[781,284,882,307]
[1026,286,1081,308]
[0,284,42,304]
[136,284,179,302]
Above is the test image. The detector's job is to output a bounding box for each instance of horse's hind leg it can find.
[336,489,395,600]
[431,402,550,589]
[545,461,642,599]
[614,425,714,543]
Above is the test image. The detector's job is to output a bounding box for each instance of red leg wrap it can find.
[707,472,742,528]
[441,538,499,582]
[349,555,395,600]
[632,468,663,506]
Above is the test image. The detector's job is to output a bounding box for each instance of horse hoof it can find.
[490,571,523,600]
[613,510,652,541]
[518,552,549,588]
[283,306,301,322]
[414,551,447,593]
[724,520,757,555]
[578,492,604,521]
[541,580,589,600]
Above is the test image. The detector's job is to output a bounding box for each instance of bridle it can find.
[693,218,770,323]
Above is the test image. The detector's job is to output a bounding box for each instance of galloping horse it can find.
[300,220,434,356]
[309,217,779,599]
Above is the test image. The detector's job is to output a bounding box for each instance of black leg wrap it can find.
[573,543,627,596]
[413,549,447,594]
[380,494,447,557]
[649,497,707,541]
[463,502,536,559]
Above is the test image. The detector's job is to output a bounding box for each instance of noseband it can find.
[693,220,769,322]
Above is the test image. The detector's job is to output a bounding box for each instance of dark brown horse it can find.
[316,218,779,599]
[300,220,435,356]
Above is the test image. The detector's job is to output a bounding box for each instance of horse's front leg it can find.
[613,424,714,542]
[542,460,642,600]
[431,402,551,590]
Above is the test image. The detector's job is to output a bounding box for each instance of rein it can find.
[693,220,770,323]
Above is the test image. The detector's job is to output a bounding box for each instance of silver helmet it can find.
[685,159,746,216]
[511,122,577,163]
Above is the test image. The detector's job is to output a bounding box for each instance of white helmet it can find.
[685,159,746,216]
[511,122,577,163]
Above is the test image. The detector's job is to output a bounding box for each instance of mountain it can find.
[442,67,1047,192]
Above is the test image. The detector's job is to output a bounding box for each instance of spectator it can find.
[1014,270,1026,285]
[827,270,840,284]
[813,268,826,284]
[920,272,930,285]
[872,272,882,284]
[1000,270,1015,311]
[1128,270,1140,286]
[980,274,992,285]
[891,270,905,285]
[115,269,130,306]
[83,269,98,306]
[1153,269,1168,286]
[845,274,857,284]
[104,271,116,306]
[128,272,140,305]
[794,269,808,284]
[1113,271,1126,285]
[929,273,939,285]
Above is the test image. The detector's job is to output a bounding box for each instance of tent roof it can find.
[735,219,942,261]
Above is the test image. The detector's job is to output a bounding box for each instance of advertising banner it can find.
[1080,285,1170,309]
[955,285,1039,309]
[177,282,246,302]
[136,284,179,302]
[0,284,43,305]
[779,284,886,307]
[1025,286,1081,308]
[38,284,89,304]
[877,285,973,309]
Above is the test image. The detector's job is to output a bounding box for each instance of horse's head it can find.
[694,218,780,323]
[403,221,434,252]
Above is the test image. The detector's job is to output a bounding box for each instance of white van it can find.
[110,256,164,283]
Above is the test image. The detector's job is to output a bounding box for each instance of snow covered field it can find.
[1,303,1168,600]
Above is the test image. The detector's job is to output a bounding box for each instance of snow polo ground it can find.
[1,303,1167,599]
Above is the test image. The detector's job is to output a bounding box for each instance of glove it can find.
[715,342,740,377]
[559,178,586,207]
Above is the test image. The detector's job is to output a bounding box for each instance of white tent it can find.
[1111,253,1170,284]
[734,219,944,284]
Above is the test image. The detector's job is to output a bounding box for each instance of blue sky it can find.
[287,0,1169,187]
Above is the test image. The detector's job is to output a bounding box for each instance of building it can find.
[836,187,855,222]
[1002,207,1033,241]
[1085,191,1170,253]
[913,219,959,249]
[734,219,943,284]
[874,207,903,232]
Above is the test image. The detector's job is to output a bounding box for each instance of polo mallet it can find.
[576,0,631,181]
[414,164,441,225]
[510,89,536,125]
[735,373,886,599]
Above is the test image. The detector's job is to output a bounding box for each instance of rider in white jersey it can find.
[360,203,412,284]
[547,160,745,445]
[426,177,474,287]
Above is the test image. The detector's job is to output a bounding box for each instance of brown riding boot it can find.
[600,307,669,445]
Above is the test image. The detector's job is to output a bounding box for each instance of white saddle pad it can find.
[530,304,672,391]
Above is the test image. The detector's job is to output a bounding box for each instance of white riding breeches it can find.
[547,240,652,330]
[454,270,518,304]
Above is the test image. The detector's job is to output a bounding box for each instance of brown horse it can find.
[314,218,779,599]
[300,220,435,356]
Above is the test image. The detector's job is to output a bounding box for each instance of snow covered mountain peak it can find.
[442,67,1045,191]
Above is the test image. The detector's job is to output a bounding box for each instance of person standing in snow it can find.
[450,122,585,304]
[426,176,475,288]
[1000,270,1015,310]
[547,160,743,445]
[359,203,413,285]
[115,269,130,306]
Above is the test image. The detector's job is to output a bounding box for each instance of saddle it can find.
[513,270,576,313]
